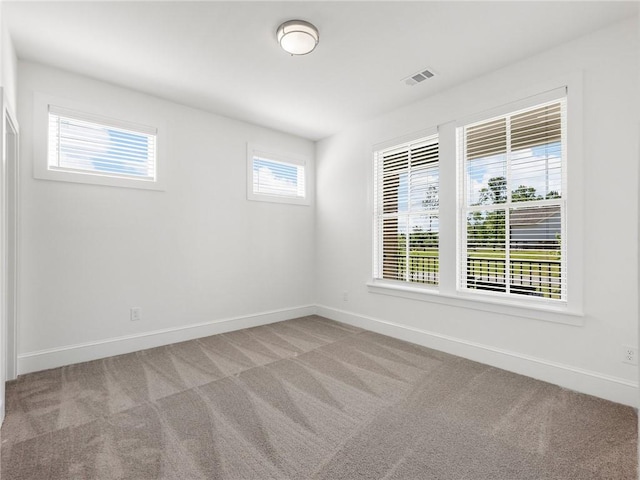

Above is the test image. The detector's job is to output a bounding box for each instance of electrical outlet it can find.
[622,345,638,365]
[130,307,141,322]
[342,291,349,302]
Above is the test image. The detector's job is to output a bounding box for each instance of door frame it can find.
[0,89,19,425]
[4,92,19,383]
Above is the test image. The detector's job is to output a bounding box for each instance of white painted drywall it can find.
[17,62,315,363]
[316,18,639,404]
[2,20,16,113]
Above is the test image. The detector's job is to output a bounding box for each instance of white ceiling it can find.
[4,1,638,141]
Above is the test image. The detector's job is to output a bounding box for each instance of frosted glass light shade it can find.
[277,20,319,55]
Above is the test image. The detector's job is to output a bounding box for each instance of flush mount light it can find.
[276,20,319,56]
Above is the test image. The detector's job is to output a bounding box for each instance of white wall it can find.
[316,18,639,406]
[2,20,16,113]
[17,62,316,372]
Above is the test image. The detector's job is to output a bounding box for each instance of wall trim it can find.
[17,303,638,407]
[317,305,638,407]
[17,305,316,375]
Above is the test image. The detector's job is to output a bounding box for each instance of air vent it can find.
[404,68,436,86]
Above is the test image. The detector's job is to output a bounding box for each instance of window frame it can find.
[34,93,165,191]
[367,78,584,326]
[457,93,567,307]
[371,129,440,290]
[246,143,310,206]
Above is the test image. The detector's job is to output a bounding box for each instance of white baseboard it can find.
[17,305,316,375]
[16,303,638,407]
[317,305,639,408]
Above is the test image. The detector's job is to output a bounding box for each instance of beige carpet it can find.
[0,315,636,479]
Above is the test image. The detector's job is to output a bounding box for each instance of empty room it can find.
[0,1,638,479]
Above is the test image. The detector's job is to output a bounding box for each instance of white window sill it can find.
[35,167,164,191]
[247,193,310,206]
[366,281,584,326]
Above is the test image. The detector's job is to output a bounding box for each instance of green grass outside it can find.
[400,248,560,261]
[468,249,560,261]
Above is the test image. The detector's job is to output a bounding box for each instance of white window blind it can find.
[459,96,567,302]
[252,156,305,199]
[48,106,157,182]
[373,135,439,286]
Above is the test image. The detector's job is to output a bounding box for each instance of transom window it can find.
[458,97,567,302]
[247,144,309,205]
[373,134,439,286]
[48,106,157,182]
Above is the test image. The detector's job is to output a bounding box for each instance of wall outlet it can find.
[342,291,349,302]
[622,345,638,365]
[130,307,142,322]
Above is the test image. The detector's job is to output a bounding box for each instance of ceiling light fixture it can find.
[276,20,319,56]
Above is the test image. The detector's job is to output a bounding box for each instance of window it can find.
[247,144,309,205]
[373,134,439,286]
[458,96,566,302]
[46,105,158,186]
[369,85,580,322]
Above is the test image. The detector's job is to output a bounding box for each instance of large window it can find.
[47,106,157,183]
[373,134,439,286]
[458,96,566,302]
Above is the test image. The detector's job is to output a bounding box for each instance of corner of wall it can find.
[1,15,18,113]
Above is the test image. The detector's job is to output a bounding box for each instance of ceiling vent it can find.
[404,68,435,86]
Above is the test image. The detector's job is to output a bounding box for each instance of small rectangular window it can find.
[247,144,309,205]
[373,134,439,286]
[48,106,157,182]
